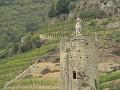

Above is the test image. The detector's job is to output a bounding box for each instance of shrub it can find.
[79,8,106,19]
[56,0,70,15]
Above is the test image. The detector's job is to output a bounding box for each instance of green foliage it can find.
[48,0,70,17]
[7,44,19,56]
[48,2,56,18]
[25,20,39,32]
[18,42,32,53]
[99,71,120,90]
[56,0,70,15]
[17,34,43,53]
[68,2,75,11]
[0,50,8,59]
[0,0,53,50]
[0,43,57,89]
[79,8,106,19]
[0,0,15,6]
[114,32,120,42]
[8,77,58,87]
[29,35,43,49]
[99,71,120,84]
[0,0,119,90]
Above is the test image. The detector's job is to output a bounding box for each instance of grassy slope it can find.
[0,0,119,90]
[0,15,120,90]
[0,0,54,49]
[0,18,74,90]
[0,43,57,89]
[99,71,120,90]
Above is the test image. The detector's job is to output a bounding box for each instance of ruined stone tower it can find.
[60,35,98,90]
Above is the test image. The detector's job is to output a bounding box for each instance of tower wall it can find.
[60,36,98,90]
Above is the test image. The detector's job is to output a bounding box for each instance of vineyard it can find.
[0,43,57,89]
[3,77,59,90]
[0,17,120,90]
[99,71,120,90]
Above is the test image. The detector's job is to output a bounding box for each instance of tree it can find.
[7,44,18,56]
[0,0,15,6]
[48,2,56,17]
[18,41,32,53]
[30,35,42,48]
[25,20,39,32]
[79,8,106,19]
[56,0,70,15]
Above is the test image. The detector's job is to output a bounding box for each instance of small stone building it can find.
[60,35,98,90]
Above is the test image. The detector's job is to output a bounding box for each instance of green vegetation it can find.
[48,0,76,18]
[79,8,106,19]
[0,0,54,52]
[0,0,120,90]
[99,71,120,90]
[55,0,70,15]
[8,77,58,87]
[0,16,120,90]
[0,43,57,89]
[99,71,120,84]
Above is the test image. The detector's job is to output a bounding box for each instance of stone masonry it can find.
[60,35,98,90]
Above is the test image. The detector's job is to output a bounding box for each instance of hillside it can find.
[0,0,119,58]
[0,0,120,90]
[0,17,120,90]
[0,0,55,52]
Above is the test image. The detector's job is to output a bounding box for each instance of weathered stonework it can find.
[60,35,98,90]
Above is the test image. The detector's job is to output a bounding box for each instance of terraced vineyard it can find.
[4,77,59,90]
[38,21,75,39]
[99,71,120,90]
[0,43,57,89]
[1,18,120,90]
[0,20,76,90]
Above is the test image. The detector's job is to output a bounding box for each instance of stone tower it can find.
[60,35,98,90]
